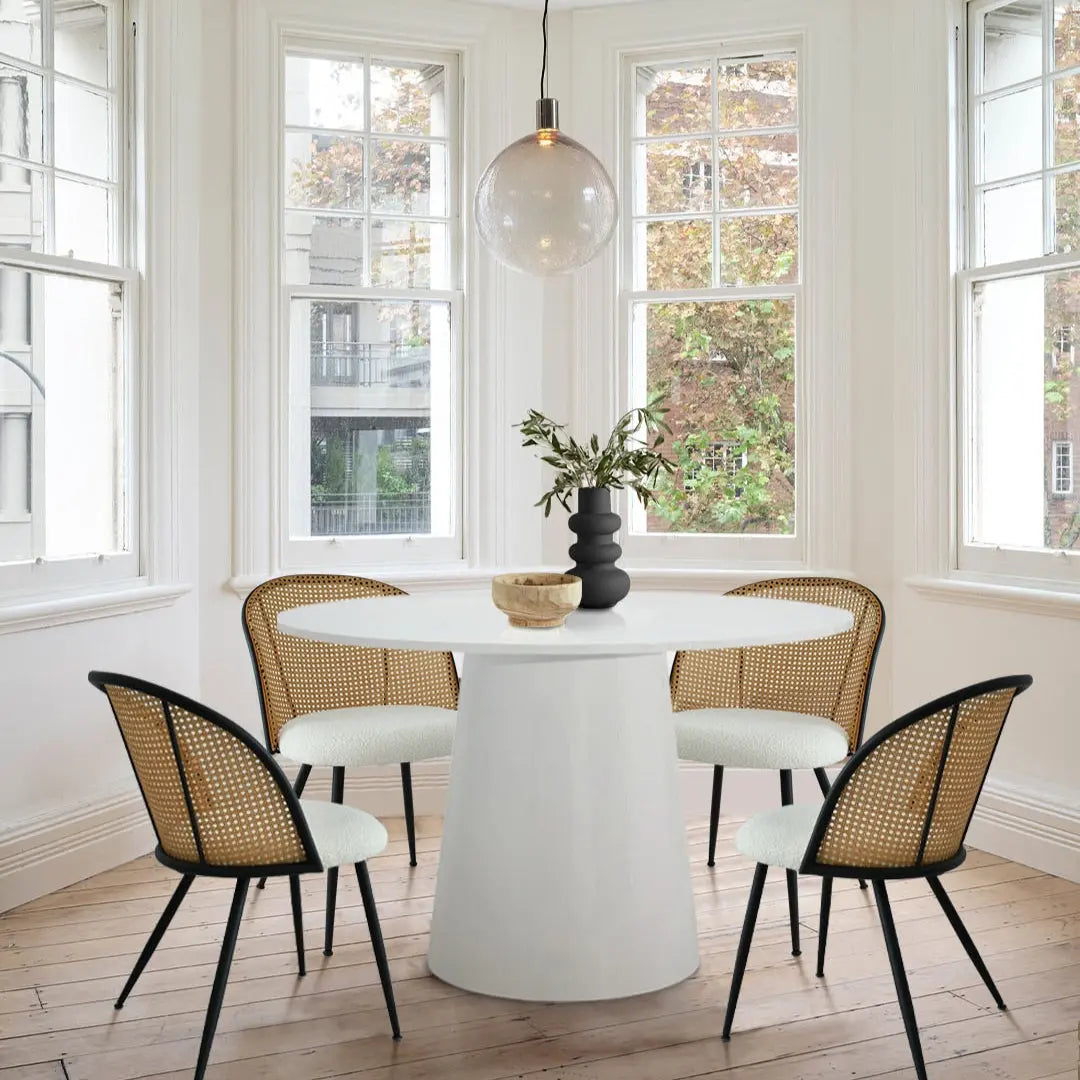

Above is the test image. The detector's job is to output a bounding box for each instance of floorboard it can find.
[0,815,1075,1080]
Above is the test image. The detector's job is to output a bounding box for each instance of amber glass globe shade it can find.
[475,126,618,276]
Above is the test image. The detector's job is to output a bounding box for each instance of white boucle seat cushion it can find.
[735,803,821,871]
[279,705,455,768]
[300,799,388,868]
[675,708,849,770]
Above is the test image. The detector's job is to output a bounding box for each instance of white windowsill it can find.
[0,582,192,634]
[905,573,1080,619]
[228,564,828,599]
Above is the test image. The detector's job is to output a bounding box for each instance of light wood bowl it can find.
[491,573,582,628]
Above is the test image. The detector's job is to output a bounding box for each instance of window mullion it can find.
[1045,0,1056,255]
[710,55,720,289]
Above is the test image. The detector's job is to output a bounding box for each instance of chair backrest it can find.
[89,672,322,876]
[800,674,1032,878]
[241,574,460,753]
[670,577,885,753]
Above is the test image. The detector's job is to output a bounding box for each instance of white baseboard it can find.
[967,778,1080,883]
[3,767,1074,915]
[0,791,155,913]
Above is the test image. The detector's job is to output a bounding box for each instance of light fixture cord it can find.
[540,0,550,99]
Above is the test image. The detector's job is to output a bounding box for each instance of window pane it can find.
[719,213,797,286]
[1055,73,1080,166]
[285,131,364,211]
[717,134,798,209]
[0,167,44,250]
[982,2,1042,93]
[0,2,42,66]
[1056,2,1080,69]
[0,268,126,564]
[637,139,712,214]
[639,218,712,290]
[981,86,1042,183]
[292,298,451,538]
[284,212,365,286]
[285,56,365,131]
[982,178,1043,263]
[1055,169,1080,252]
[969,269,1080,550]
[371,61,446,136]
[717,59,797,129]
[371,219,447,288]
[633,299,795,534]
[55,81,110,179]
[0,65,43,164]
[54,177,109,261]
[640,63,712,136]
[54,2,109,87]
[371,139,442,215]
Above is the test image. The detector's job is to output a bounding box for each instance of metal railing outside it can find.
[310,343,430,388]
[310,492,431,536]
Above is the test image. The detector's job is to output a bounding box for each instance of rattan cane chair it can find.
[670,576,884,955]
[722,674,1032,1080]
[88,671,401,1080]
[242,574,458,955]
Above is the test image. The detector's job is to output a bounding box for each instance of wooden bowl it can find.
[491,573,582,628]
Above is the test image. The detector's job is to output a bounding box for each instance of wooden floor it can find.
[0,817,1077,1080]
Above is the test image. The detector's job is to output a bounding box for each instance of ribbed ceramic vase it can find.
[567,487,630,609]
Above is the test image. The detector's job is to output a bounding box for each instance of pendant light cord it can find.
[540,0,550,99]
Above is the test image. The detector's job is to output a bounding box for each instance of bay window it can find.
[281,41,462,567]
[959,0,1080,581]
[0,0,137,595]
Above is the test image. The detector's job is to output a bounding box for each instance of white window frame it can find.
[617,36,805,566]
[955,0,1080,586]
[0,0,142,598]
[279,34,464,570]
[1052,438,1073,494]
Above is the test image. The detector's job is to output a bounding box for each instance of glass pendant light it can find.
[474,0,617,275]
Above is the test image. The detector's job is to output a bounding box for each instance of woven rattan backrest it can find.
[804,675,1032,874]
[90,672,320,873]
[670,577,884,752]
[242,574,460,752]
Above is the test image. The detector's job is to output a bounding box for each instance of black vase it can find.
[567,487,630,609]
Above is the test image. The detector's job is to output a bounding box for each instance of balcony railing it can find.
[310,343,430,388]
[310,492,431,536]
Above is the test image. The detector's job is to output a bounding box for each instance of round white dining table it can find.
[278,588,853,1003]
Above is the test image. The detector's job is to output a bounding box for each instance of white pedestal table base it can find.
[427,651,700,1001]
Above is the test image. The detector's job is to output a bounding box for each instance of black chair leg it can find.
[813,766,830,797]
[816,876,832,978]
[258,763,313,890]
[779,770,800,956]
[356,862,401,1039]
[289,874,305,976]
[194,877,249,1080]
[400,762,417,867]
[324,765,345,956]
[707,765,723,867]
[115,873,194,1008]
[928,876,1006,1009]
[814,768,867,889]
[873,879,928,1080]
[722,862,767,1040]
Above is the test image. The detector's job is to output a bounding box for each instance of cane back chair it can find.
[242,574,459,954]
[723,674,1033,1080]
[670,576,885,954]
[89,671,401,1080]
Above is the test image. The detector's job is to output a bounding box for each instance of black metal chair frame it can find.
[721,674,1032,1080]
[89,671,401,1080]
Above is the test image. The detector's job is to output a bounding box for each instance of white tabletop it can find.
[277,589,853,656]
